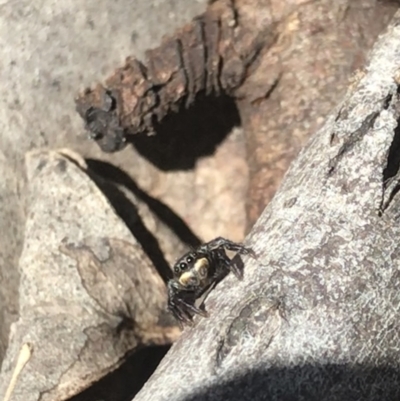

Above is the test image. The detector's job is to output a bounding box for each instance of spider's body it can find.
[167,237,255,325]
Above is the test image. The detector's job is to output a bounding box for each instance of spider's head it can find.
[172,251,210,288]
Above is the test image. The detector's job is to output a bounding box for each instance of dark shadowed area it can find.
[129,93,241,170]
[183,364,400,401]
[68,345,171,401]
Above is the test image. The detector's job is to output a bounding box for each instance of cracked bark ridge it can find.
[130,13,400,401]
[75,0,275,152]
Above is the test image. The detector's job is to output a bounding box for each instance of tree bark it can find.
[131,11,400,401]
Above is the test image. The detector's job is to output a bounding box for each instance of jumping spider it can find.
[167,237,256,325]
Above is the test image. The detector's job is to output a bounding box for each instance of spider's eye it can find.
[174,266,180,274]
[186,256,194,263]
[179,262,187,270]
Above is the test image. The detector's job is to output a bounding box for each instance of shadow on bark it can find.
[68,345,171,401]
[85,163,172,281]
[383,116,400,182]
[127,92,241,171]
[183,364,400,401]
[86,159,201,247]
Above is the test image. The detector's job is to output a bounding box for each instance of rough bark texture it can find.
[130,12,400,401]
[240,0,397,228]
[0,150,179,401]
[1,1,399,400]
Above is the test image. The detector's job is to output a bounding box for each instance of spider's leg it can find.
[179,298,209,317]
[167,282,194,324]
[168,297,193,325]
[197,281,218,309]
[217,251,244,279]
[196,281,216,299]
[167,282,208,325]
[204,237,257,258]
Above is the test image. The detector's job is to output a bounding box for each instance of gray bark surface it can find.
[0,150,179,401]
[132,11,400,401]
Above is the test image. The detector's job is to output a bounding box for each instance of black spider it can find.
[167,237,256,325]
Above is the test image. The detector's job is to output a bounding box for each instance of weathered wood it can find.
[75,0,273,151]
[75,0,397,231]
[131,11,400,401]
